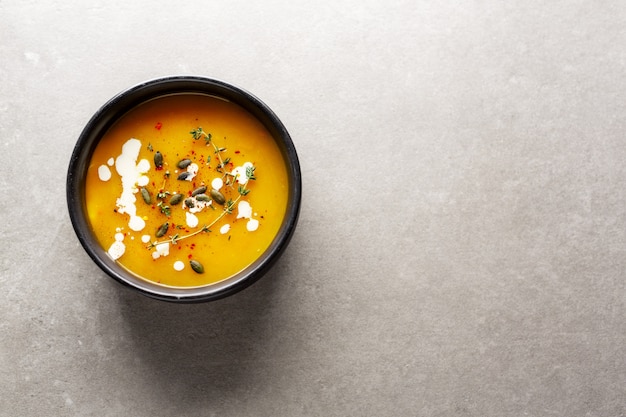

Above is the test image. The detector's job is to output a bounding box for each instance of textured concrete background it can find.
[1,1,626,416]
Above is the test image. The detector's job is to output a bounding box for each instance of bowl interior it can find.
[67,76,301,302]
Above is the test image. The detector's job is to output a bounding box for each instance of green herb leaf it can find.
[238,185,250,196]
[226,199,235,214]
[157,201,171,216]
[190,128,202,140]
[246,165,256,180]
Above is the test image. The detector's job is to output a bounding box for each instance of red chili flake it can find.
[155,122,162,130]
[188,254,193,259]
[234,150,240,154]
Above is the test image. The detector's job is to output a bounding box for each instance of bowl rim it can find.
[66,75,301,303]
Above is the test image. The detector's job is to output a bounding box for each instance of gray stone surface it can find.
[1,1,626,416]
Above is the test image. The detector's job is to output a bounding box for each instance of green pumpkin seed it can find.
[177,159,192,169]
[190,259,204,274]
[191,186,207,197]
[177,171,191,181]
[195,193,211,202]
[154,151,163,168]
[155,222,169,238]
[184,198,195,208]
[210,189,226,205]
[140,187,151,204]
[169,193,183,205]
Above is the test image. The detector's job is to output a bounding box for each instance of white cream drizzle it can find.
[98,165,112,181]
[237,201,252,219]
[151,242,170,259]
[184,163,199,181]
[186,212,199,228]
[231,162,254,185]
[236,200,259,232]
[211,177,223,190]
[114,138,149,232]
[107,232,125,260]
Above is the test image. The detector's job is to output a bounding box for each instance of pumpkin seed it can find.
[195,193,211,202]
[184,198,195,208]
[154,151,163,168]
[140,187,151,204]
[169,193,183,205]
[177,158,192,169]
[155,222,169,238]
[191,186,207,197]
[210,189,226,205]
[190,259,204,274]
[177,171,191,181]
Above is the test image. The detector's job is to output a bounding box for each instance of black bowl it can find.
[67,76,301,302]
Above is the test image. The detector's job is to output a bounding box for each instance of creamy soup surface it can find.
[85,94,288,287]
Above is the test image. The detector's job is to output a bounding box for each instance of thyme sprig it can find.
[190,127,232,173]
[156,174,171,216]
[147,225,210,249]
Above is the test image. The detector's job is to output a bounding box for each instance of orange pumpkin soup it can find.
[85,94,289,287]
